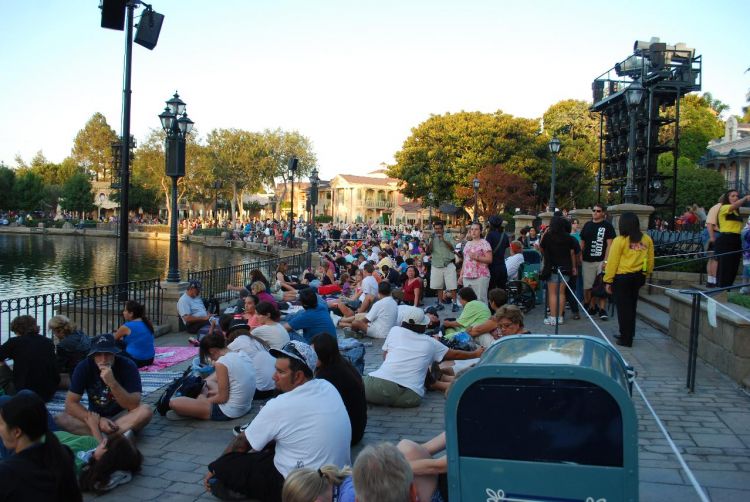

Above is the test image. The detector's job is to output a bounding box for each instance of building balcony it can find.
[364,199,394,209]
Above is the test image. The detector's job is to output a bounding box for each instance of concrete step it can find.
[637,300,670,333]
[639,289,670,313]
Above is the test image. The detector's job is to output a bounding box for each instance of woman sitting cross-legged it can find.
[114,300,156,368]
[167,333,256,421]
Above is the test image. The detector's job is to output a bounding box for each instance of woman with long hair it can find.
[114,300,156,368]
[168,333,256,420]
[604,212,654,347]
[715,190,750,287]
[540,216,578,326]
[0,392,82,500]
[311,333,367,445]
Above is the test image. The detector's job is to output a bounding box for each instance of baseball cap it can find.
[88,333,120,356]
[187,279,202,290]
[270,340,317,374]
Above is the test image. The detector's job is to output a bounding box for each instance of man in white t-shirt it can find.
[349,281,398,339]
[504,240,525,281]
[338,263,379,320]
[364,321,484,408]
[205,340,351,501]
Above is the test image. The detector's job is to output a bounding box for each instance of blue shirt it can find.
[123,320,155,360]
[286,301,337,343]
[69,355,142,418]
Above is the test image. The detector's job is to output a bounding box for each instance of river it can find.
[0,233,261,300]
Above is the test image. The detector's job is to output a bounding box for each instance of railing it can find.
[0,279,163,343]
[648,230,704,257]
[363,199,394,209]
[188,251,311,305]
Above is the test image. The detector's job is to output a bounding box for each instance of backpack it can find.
[155,367,205,416]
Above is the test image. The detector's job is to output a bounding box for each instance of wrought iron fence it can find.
[648,230,704,258]
[0,279,163,343]
[188,251,311,305]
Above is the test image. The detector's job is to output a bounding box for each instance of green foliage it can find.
[111,177,161,214]
[654,256,705,273]
[314,214,333,223]
[660,95,724,164]
[657,154,726,209]
[388,111,547,205]
[60,173,95,214]
[728,293,750,310]
[243,201,263,214]
[0,165,16,210]
[71,113,118,182]
[12,171,45,211]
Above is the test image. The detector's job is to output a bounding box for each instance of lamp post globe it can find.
[548,137,562,212]
[159,91,193,283]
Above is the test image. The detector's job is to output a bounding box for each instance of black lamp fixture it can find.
[309,167,319,252]
[548,137,562,212]
[624,79,644,204]
[159,91,194,283]
[472,177,480,223]
[288,158,299,245]
[428,191,434,229]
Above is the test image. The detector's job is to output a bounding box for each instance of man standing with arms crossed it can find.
[580,204,616,319]
[426,221,458,312]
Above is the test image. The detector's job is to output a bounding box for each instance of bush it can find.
[728,293,750,310]
[314,215,333,223]
[654,257,705,273]
[193,228,226,236]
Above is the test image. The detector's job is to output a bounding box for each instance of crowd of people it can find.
[14,192,750,500]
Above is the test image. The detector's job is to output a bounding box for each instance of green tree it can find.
[60,172,95,216]
[71,113,118,182]
[388,111,548,206]
[262,129,317,221]
[659,95,724,164]
[12,171,46,211]
[700,92,729,118]
[0,165,16,211]
[657,154,726,210]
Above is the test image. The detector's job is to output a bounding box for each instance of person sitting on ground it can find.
[381,264,402,287]
[335,263,378,315]
[282,465,355,502]
[364,318,484,408]
[204,341,351,502]
[241,294,264,329]
[505,240,525,282]
[114,300,156,368]
[276,261,307,292]
[398,432,447,502]
[53,412,143,492]
[227,324,278,400]
[49,315,90,390]
[250,280,278,308]
[340,281,398,339]
[283,288,337,344]
[0,392,83,501]
[441,287,491,339]
[168,333,256,421]
[311,333,367,446]
[353,442,418,502]
[56,334,152,436]
[463,288,509,347]
[250,301,291,350]
[0,315,59,401]
[177,280,212,334]
[401,265,422,307]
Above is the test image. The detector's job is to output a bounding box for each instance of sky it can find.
[1,0,748,182]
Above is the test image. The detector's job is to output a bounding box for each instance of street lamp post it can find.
[472,178,480,223]
[159,91,194,283]
[624,80,644,204]
[548,137,561,212]
[428,191,434,229]
[288,158,298,247]
[212,180,222,221]
[309,167,319,252]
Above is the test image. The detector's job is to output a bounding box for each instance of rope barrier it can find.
[554,269,711,502]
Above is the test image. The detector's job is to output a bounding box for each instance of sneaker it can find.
[557,317,564,325]
[451,303,460,312]
[187,337,200,347]
[435,304,445,311]
[573,312,581,320]
[543,316,555,325]
[232,423,249,437]
[165,410,190,421]
[599,308,609,321]
[441,297,453,305]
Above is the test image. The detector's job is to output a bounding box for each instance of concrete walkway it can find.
[90,297,750,501]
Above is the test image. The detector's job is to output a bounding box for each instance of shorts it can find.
[430,262,457,291]
[211,404,231,421]
[582,261,603,290]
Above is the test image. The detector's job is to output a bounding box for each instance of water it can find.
[0,233,261,300]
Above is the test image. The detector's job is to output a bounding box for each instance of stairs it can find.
[637,289,670,333]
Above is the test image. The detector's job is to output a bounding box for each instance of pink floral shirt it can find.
[462,239,491,279]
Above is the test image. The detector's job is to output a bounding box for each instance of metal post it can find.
[624,105,639,204]
[118,2,135,292]
[686,293,701,392]
[549,154,557,212]
[473,188,479,223]
[597,113,604,203]
[167,174,180,282]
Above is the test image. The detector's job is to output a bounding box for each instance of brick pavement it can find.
[90,297,750,501]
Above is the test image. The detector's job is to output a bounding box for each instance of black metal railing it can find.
[648,230,704,257]
[0,279,163,343]
[188,251,311,305]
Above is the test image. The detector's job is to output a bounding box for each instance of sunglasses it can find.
[592,209,603,213]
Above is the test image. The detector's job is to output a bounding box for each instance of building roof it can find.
[337,174,400,187]
[399,201,423,212]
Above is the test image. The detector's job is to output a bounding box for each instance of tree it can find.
[388,111,548,206]
[71,113,118,182]
[700,92,729,118]
[657,154,726,210]
[456,163,535,217]
[12,171,46,211]
[659,94,724,164]
[0,165,16,211]
[60,172,95,216]
[262,129,317,221]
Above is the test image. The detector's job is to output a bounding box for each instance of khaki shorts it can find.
[582,261,603,290]
[430,262,457,291]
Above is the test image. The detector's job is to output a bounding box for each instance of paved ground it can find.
[90,297,750,501]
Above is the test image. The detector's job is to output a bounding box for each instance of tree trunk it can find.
[231,183,238,223]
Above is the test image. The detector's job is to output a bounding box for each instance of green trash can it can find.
[445,334,638,502]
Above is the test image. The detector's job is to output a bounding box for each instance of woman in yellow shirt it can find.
[715,190,750,287]
[604,213,654,347]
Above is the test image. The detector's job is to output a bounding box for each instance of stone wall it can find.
[665,289,750,387]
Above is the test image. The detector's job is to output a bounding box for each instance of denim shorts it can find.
[210,403,231,421]
[547,272,570,284]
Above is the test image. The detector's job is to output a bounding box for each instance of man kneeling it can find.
[56,334,152,436]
